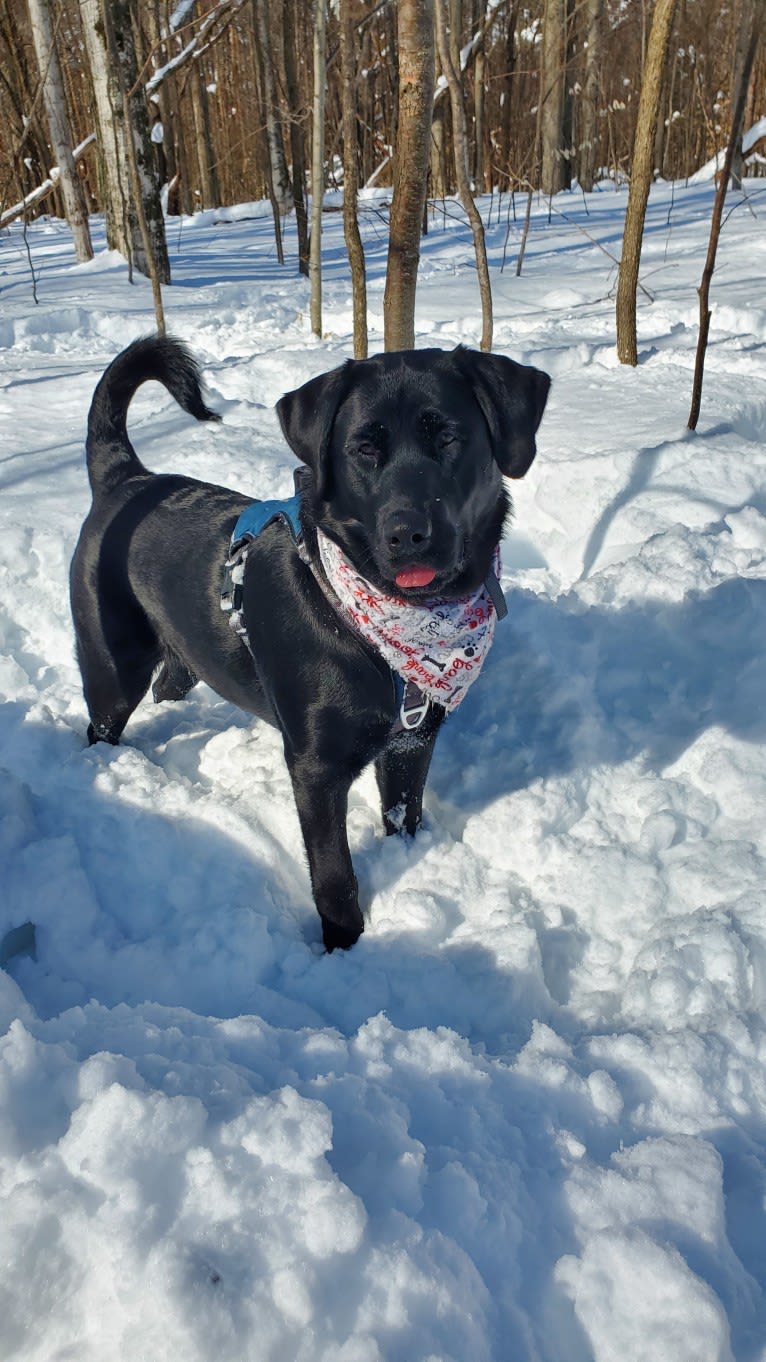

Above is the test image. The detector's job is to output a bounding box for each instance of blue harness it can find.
[230,493,303,547]
[221,491,431,732]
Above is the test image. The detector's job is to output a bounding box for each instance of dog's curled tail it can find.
[86,334,221,495]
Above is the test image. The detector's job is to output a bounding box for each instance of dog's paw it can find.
[321,916,363,952]
[87,722,120,746]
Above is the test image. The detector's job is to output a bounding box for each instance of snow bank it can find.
[688,117,766,183]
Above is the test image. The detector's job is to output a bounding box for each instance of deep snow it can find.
[1,178,765,1362]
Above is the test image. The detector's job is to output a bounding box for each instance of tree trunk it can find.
[434,0,492,349]
[283,0,309,275]
[120,55,167,330]
[430,98,447,198]
[188,61,217,208]
[615,0,677,366]
[498,5,517,191]
[560,0,575,191]
[254,0,290,211]
[144,2,177,190]
[81,0,169,283]
[251,2,284,263]
[310,0,326,337]
[339,0,367,358]
[578,0,601,193]
[383,0,435,352]
[474,44,485,191]
[688,4,763,429]
[27,0,93,261]
[729,0,759,190]
[540,0,566,195]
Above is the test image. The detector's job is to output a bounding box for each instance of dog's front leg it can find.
[375,714,443,837]
[287,755,365,951]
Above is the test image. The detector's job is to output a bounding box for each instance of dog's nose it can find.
[383,507,432,554]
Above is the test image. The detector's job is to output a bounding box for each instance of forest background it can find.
[0,0,764,484]
[2,0,764,289]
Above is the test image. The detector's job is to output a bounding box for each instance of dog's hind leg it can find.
[152,649,197,704]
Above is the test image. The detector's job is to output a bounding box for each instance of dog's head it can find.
[277,348,550,600]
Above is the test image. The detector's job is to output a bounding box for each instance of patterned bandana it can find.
[316,530,502,712]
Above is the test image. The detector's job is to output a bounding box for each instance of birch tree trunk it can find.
[340,0,367,358]
[309,0,326,337]
[383,0,435,352]
[80,0,169,284]
[615,0,677,365]
[27,0,93,261]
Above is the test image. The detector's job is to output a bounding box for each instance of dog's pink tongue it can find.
[395,566,436,589]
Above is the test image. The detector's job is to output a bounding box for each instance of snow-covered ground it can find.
[1,178,765,1362]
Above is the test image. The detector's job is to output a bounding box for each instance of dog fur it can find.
[70,337,550,949]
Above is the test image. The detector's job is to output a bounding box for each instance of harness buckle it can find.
[399,680,430,731]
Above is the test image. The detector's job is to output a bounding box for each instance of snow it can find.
[689,118,766,184]
[1,179,766,1361]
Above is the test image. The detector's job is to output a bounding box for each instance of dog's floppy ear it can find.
[453,347,551,478]
[276,362,351,497]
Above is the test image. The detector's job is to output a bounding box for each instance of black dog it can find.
[71,337,549,949]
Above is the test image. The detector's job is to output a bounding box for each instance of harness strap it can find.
[221,486,431,734]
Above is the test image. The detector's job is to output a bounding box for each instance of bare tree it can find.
[80,0,169,286]
[283,0,309,274]
[26,0,92,260]
[578,0,602,192]
[615,0,678,365]
[430,96,447,199]
[729,0,759,189]
[310,0,326,337]
[383,0,435,351]
[187,60,218,209]
[688,2,763,429]
[434,0,492,349]
[251,6,283,263]
[3,0,760,234]
[254,0,290,211]
[474,38,486,192]
[339,0,367,358]
[540,0,566,195]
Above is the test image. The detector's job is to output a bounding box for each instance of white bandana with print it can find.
[316,529,502,712]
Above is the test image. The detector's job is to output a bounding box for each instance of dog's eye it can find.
[355,441,379,460]
[421,410,460,453]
